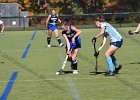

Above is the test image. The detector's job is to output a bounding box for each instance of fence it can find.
[1,12,140,31]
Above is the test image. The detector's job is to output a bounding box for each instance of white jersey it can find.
[101,22,122,42]
[0,20,3,24]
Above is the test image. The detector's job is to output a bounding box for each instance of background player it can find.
[133,23,140,33]
[129,22,140,35]
[92,16,123,76]
[61,22,81,74]
[0,19,5,34]
[46,9,64,47]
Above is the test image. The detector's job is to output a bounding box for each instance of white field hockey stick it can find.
[56,49,72,75]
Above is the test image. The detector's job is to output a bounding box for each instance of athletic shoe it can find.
[134,32,139,34]
[59,43,64,47]
[115,65,122,74]
[105,70,114,76]
[73,70,78,74]
[47,44,51,47]
[0,31,4,35]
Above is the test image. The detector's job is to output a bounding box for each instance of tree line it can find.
[0,0,140,15]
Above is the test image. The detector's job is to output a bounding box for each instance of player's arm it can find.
[92,26,105,43]
[71,26,81,43]
[95,26,105,39]
[46,15,51,26]
[62,32,71,54]
[94,34,107,57]
[98,35,107,51]
[57,14,62,24]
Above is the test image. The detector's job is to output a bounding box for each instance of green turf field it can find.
[0,27,140,100]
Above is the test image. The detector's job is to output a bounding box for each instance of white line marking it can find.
[1,45,140,52]
[65,77,81,100]
[58,53,81,100]
[0,77,140,83]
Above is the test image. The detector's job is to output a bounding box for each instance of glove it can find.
[66,49,71,55]
[94,50,99,58]
[92,37,96,43]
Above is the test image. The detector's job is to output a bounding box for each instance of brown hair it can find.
[95,15,105,22]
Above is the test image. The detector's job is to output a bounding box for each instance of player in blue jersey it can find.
[61,22,81,74]
[46,9,64,47]
[0,19,5,35]
[92,16,123,76]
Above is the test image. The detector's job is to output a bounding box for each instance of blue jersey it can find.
[62,26,81,49]
[49,14,58,25]
[101,22,122,42]
[62,26,79,42]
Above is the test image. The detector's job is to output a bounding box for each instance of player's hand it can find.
[66,49,71,55]
[92,37,96,44]
[94,50,99,58]
[72,38,75,43]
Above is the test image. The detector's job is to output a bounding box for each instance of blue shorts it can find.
[70,37,81,49]
[111,39,123,48]
[48,24,58,30]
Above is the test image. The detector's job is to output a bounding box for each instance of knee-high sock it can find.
[106,56,114,72]
[47,37,51,45]
[56,37,62,44]
[111,56,119,68]
[72,60,77,70]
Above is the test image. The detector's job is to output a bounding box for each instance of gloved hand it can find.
[94,50,99,58]
[66,49,71,55]
[92,37,96,43]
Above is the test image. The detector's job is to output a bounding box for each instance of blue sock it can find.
[106,56,114,72]
[111,56,119,68]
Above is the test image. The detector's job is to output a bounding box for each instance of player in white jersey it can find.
[92,16,123,76]
[0,20,5,34]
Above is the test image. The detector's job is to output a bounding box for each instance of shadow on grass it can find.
[0,61,5,63]
[57,71,73,75]
[63,71,73,74]
[129,62,140,64]
[124,62,140,65]
[89,71,106,75]
[44,45,59,47]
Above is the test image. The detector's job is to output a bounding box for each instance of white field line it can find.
[65,77,81,100]
[58,53,81,100]
[0,77,140,83]
[1,45,139,52]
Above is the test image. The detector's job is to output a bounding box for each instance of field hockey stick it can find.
[56,48,72,75]
[93,43,98,72]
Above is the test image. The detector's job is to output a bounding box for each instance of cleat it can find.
[0,31,4,35]
[115,65,122,74]
[105,70,114,76]
[59,43,64,47]
[47,44,51,47]
[134,32,139,34]
[73,70,78,74]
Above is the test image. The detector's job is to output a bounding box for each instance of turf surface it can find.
[0,27,140,100]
